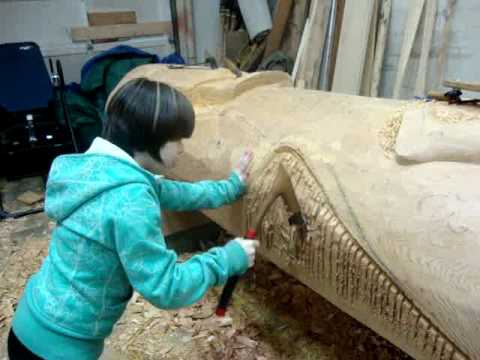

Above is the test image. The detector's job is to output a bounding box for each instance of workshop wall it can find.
[0,0,479,99]
[0,0,172,83]
[380,0,480,99]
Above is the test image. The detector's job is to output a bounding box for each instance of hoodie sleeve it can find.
[111,184,249,309]
[155,172,246,211]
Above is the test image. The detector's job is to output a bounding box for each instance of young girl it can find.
[8,78,259,359]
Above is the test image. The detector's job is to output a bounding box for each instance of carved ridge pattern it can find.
[245,146,468,360]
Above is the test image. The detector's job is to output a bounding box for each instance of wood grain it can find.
[332,0,376,95]
[415,0,437,97]
[327,0,346,91]
[87,11,137,26]
[443,79,480,92]
[264,0,294,59]
[360,0,381,96]
[71,22,172,42]
[435,0,458,89]
[176,0,196,64]
[297,0,330,89]
[370,0,392,97]
[292,16,311,85]
[392,0,426,98]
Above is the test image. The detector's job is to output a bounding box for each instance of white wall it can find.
[2,0,479,98]
[0,0,173,83]
[380,0,480,99]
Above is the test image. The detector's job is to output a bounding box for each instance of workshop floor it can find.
[0,177,411,360]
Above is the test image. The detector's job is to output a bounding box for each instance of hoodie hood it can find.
[45,138,156,221]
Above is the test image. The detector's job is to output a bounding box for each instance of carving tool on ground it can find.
[216,164,306,316]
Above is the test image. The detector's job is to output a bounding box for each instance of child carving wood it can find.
[7,78,259,359]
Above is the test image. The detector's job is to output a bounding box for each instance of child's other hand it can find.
[234,150,253,182]
[233,238,260,268]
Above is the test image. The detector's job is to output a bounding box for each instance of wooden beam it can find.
[296,0,330,89]
[281,0,309,61]
[360,0,381,96]
[327,0,345,90]
[370,0,392,97]
[443,79,480,92]
[264,0,294,59]
[176,0,196,64]
[415,0,437,97]
[87,11,137,26]
[331,0,376,95]
[71,22,172,42]
[292,16,311,85]
[183,0,196,62]
[435,0,457,89]
[392,0,426,98]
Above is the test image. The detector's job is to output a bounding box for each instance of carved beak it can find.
[251,164,306,234]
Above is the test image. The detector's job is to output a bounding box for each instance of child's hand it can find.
[234,150,254,183]
[233,238,260,267]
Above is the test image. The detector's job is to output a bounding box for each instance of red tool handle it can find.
[245,228,257,240]
[215,228,257,316]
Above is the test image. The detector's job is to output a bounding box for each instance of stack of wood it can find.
[71,1,455,99]
[175,0,196,65]
[294,0,458,99]
[291,0,393,94]
[71,10,173,43]
[330,0,389,95]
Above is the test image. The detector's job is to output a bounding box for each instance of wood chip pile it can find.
[1,216,410,359]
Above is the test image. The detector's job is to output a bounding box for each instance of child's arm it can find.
[156,151,253,211]
[155,172,245,211]
[112,184,250,309]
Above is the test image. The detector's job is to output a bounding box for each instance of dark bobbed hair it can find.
[102,78,195,161]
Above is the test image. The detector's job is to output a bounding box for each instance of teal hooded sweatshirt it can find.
[12,137,249,359]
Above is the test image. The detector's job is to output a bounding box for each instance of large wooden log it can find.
[116,65,480,360]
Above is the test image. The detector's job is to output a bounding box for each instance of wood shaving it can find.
[379,102,427,159]
[1,187,410,360]
[431,102,480,124]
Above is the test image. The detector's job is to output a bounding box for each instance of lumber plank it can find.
[327,0,345,90]
[435,0,457,89]
[292,16,311,85]
[71,22,172,42]
[392,0,426,98]
[176,0,196,64]
[443,79,480,92]
[264,0,294,59]
[331,0,376,95]
[360,0,381,96]
[296,0,330,89]
[280,0,309,61]
[415,0,437,97]
[184,0,196,63]
[370,0,392,97]
[87,11,137,26]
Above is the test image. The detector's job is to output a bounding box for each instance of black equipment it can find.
[0,42,78,220]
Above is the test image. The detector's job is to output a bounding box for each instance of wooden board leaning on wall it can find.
[71,22,172,42]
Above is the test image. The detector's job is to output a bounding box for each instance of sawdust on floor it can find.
[0,217,411,360]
